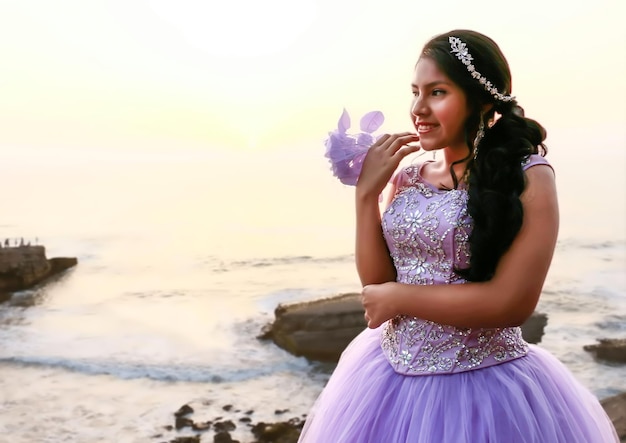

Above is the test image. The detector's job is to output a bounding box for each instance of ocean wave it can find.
[0,355,309,383]
[595,314,626,332]
[207,254,354,271]
[557,238,626,251]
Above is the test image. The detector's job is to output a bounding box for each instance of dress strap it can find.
[395,161,435,189]
[523,154,553,172]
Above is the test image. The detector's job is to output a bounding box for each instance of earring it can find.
[473,118,485,159]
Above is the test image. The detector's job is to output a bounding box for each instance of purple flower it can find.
[324,109,384,186]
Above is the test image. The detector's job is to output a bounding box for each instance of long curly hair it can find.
[419,30,547,281]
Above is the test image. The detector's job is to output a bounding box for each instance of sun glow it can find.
[0,0,624,153]
[149,0,318,57]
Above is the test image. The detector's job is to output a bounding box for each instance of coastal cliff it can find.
[0,244,77,297]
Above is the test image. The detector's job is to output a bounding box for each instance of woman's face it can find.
[410,57,471,154]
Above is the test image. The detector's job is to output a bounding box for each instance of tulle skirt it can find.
[299,326,618,443]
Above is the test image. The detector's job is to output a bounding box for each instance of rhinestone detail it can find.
[379,163,529,375]
[449,36,515,103]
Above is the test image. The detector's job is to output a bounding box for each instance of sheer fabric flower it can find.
[324,109,384,186]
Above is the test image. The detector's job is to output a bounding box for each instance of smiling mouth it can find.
[416,124,437,133]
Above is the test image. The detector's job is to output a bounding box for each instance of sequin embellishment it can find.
[379,163,529,375]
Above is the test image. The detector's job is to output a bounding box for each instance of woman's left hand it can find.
[361,282,400,328]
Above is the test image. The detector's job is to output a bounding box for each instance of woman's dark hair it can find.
[419,30,547,281]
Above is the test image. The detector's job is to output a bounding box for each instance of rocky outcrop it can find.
[601,392,626,442]
[584,338,626,364]
[259,293,548,362]
[157,403,304,443]
[0,245,77,295]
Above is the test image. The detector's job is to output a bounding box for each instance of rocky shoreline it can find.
[151,294,625,443]
[152,403,306,443]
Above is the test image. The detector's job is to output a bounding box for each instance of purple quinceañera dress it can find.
[299,155,618,443]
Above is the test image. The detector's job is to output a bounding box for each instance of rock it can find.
[601,392,626,442]
[175,416,194,430]
[213,420,236,433]
[174,404,195,417]
[258,293,368,362]
[520,311,548,344]
[250,419,304,443]
[48,257,78,274]
[214,431,238,443]
[169,437,201,443]
[260,293,548,362]
[0,245,77,295]
[163,404,301,443]
[584,338,626,364]
[192,421,212,431]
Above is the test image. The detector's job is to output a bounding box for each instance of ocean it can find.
[0,128,624,442]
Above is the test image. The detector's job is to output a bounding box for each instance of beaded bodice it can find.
[379,156,549,375]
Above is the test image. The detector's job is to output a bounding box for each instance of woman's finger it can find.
[382,132,417,151]
[385,134,420,155]
[370,133,391,149]
[372,132,414,151]
[392,143,422,160]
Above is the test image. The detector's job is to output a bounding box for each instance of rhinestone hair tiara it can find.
[449,36,515,103]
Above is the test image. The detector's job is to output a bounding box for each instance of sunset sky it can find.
[1,0,624,155]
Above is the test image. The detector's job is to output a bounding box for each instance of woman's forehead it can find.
[412,58,451,83]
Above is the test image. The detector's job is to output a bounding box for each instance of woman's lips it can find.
[416,123,437,134]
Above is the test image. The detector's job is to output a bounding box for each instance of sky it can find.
[0,0,625,154]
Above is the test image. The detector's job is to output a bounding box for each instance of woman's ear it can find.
[481,103,496,127]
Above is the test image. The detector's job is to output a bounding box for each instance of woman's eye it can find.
[432,89,446,96]
[411,90,419,96]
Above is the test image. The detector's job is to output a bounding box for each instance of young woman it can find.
[299,30,618,443]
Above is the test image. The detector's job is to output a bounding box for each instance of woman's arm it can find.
[354,182,398,286]
[362,164,559,328]
[354,133,420,286]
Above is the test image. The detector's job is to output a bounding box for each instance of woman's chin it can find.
[419,144,436,152]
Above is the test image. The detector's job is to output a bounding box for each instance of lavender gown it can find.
[299,155,618,443]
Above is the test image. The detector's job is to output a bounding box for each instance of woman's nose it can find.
[411,97,425,118]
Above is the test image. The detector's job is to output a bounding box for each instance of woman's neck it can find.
[439,146,471,175]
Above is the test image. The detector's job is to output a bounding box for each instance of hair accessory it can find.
[324,109,384,186]
[473,118,485,158]
[449,36,515,103]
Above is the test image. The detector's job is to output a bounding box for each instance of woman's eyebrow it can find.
[411,80,452,89]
